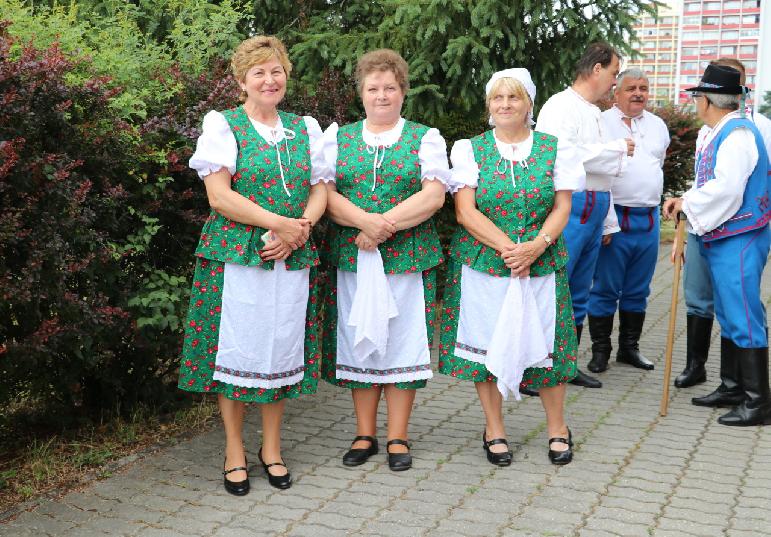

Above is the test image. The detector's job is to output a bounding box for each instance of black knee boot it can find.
[568,324,603,388]
[718,347,771,426]
[675,315,712,388]
[616,311,654,370]
[692,338,746,407]
[587,315,614,373]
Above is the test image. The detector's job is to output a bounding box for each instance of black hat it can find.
[685,64,748,95]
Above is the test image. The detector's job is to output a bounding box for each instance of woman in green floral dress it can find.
[321,49,449,471]
[439,69,584,466]
[178,36,328,494]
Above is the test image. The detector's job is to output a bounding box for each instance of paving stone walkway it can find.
[3,252,771,537]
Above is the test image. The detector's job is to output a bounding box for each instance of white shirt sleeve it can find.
[553,139,585,191]
[536,97,627,179]
[419,128,451,186]
[320,122,339,183]
[583,138,628,178]
[683,127,759,235]
[304,116,332,185]
[752,111,771,159]
[448,139,479,193]
[189,110,238,179]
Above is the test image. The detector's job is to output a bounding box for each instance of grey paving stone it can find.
[5,256,770,537]
[583,517,654,537]
[656,516,725,536]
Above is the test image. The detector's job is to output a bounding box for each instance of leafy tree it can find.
[257,0,659,126]
[759,91,771,118]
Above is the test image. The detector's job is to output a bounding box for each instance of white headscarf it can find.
[485,68,537,126]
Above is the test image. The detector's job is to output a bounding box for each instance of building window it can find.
[740,29,759,37]
[660,17,674,25]
[684,2,700,12]
[683,31,700,41]
[703,1,722,10]
[742,61,756,71]
[742,0,760,8]
[682,47,698,56]
[681,62,698,71]
[746,75,755,85]
[739,45,756,55]
[700,47,717,56]
[702,16,720,25]
[722,30,740,39]
[722,15,740,24]
[701,30,719,40]
[683,16,700,25]
[724,0,741,8]
[720,46,737,55]
[742,14,759,24]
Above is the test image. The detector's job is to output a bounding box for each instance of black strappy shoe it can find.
[386,439,412,471]
[258,447,292,490]
[342,435,379,467]
[547,427,574,465]
[222,457,250,496]
[482,431,513,467]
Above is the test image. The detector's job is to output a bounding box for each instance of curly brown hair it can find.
[231,36,292,101]
[354,49,409,95]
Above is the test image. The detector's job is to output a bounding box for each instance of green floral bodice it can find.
[449,130,568,277]
[194,107,319,270]
[325,120,443,274]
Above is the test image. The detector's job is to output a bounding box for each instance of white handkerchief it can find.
[486,273,551,400]
[347,249,399,362]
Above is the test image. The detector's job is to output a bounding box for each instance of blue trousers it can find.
[683,234,715,319]
[697,226,770,348]
[588,205,660,317]
[565,191,611,326]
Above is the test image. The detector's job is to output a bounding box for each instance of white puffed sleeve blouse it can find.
[320,118,450,186]
[188,110,332,184]
[447,131,586,193]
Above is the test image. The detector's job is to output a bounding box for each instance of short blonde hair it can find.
[355,49,410,94]
[485,77,532,110]
[231,36,292,101]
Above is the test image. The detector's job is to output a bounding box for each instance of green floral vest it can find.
[449,130,568,277]
[194,107,319,270]
[326,120,443,274]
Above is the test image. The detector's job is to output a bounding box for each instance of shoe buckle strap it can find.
[223,466,247,476]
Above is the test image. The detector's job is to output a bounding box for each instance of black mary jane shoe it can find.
[482,432,513,467]
[386,439,412,472]
[547,428,574,466]
[342,435,379,467]
[223,457,250,496]
[258,448,292,490]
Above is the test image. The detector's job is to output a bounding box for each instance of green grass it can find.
[0,398,218,515]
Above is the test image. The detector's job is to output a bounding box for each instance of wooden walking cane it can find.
[660,211,687,416]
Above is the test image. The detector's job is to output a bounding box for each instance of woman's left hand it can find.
[260,236,292,261]
[502,240,543,277]
[355,232,378,251]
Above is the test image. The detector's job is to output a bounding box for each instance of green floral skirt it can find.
[438,261,577,388]
[320,268,438,390]
[177,258,320,403]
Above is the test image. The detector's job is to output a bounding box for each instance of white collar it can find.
[611,104,644,121]
[362,117,405,147]
[493,130,533,162]
[701,110,743,150]
[567,87,600,110]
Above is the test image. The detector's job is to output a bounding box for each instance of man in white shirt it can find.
[586,69,670,375]
[675,58,771,391]
[535,42,634,390]
[664,64,770,426]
